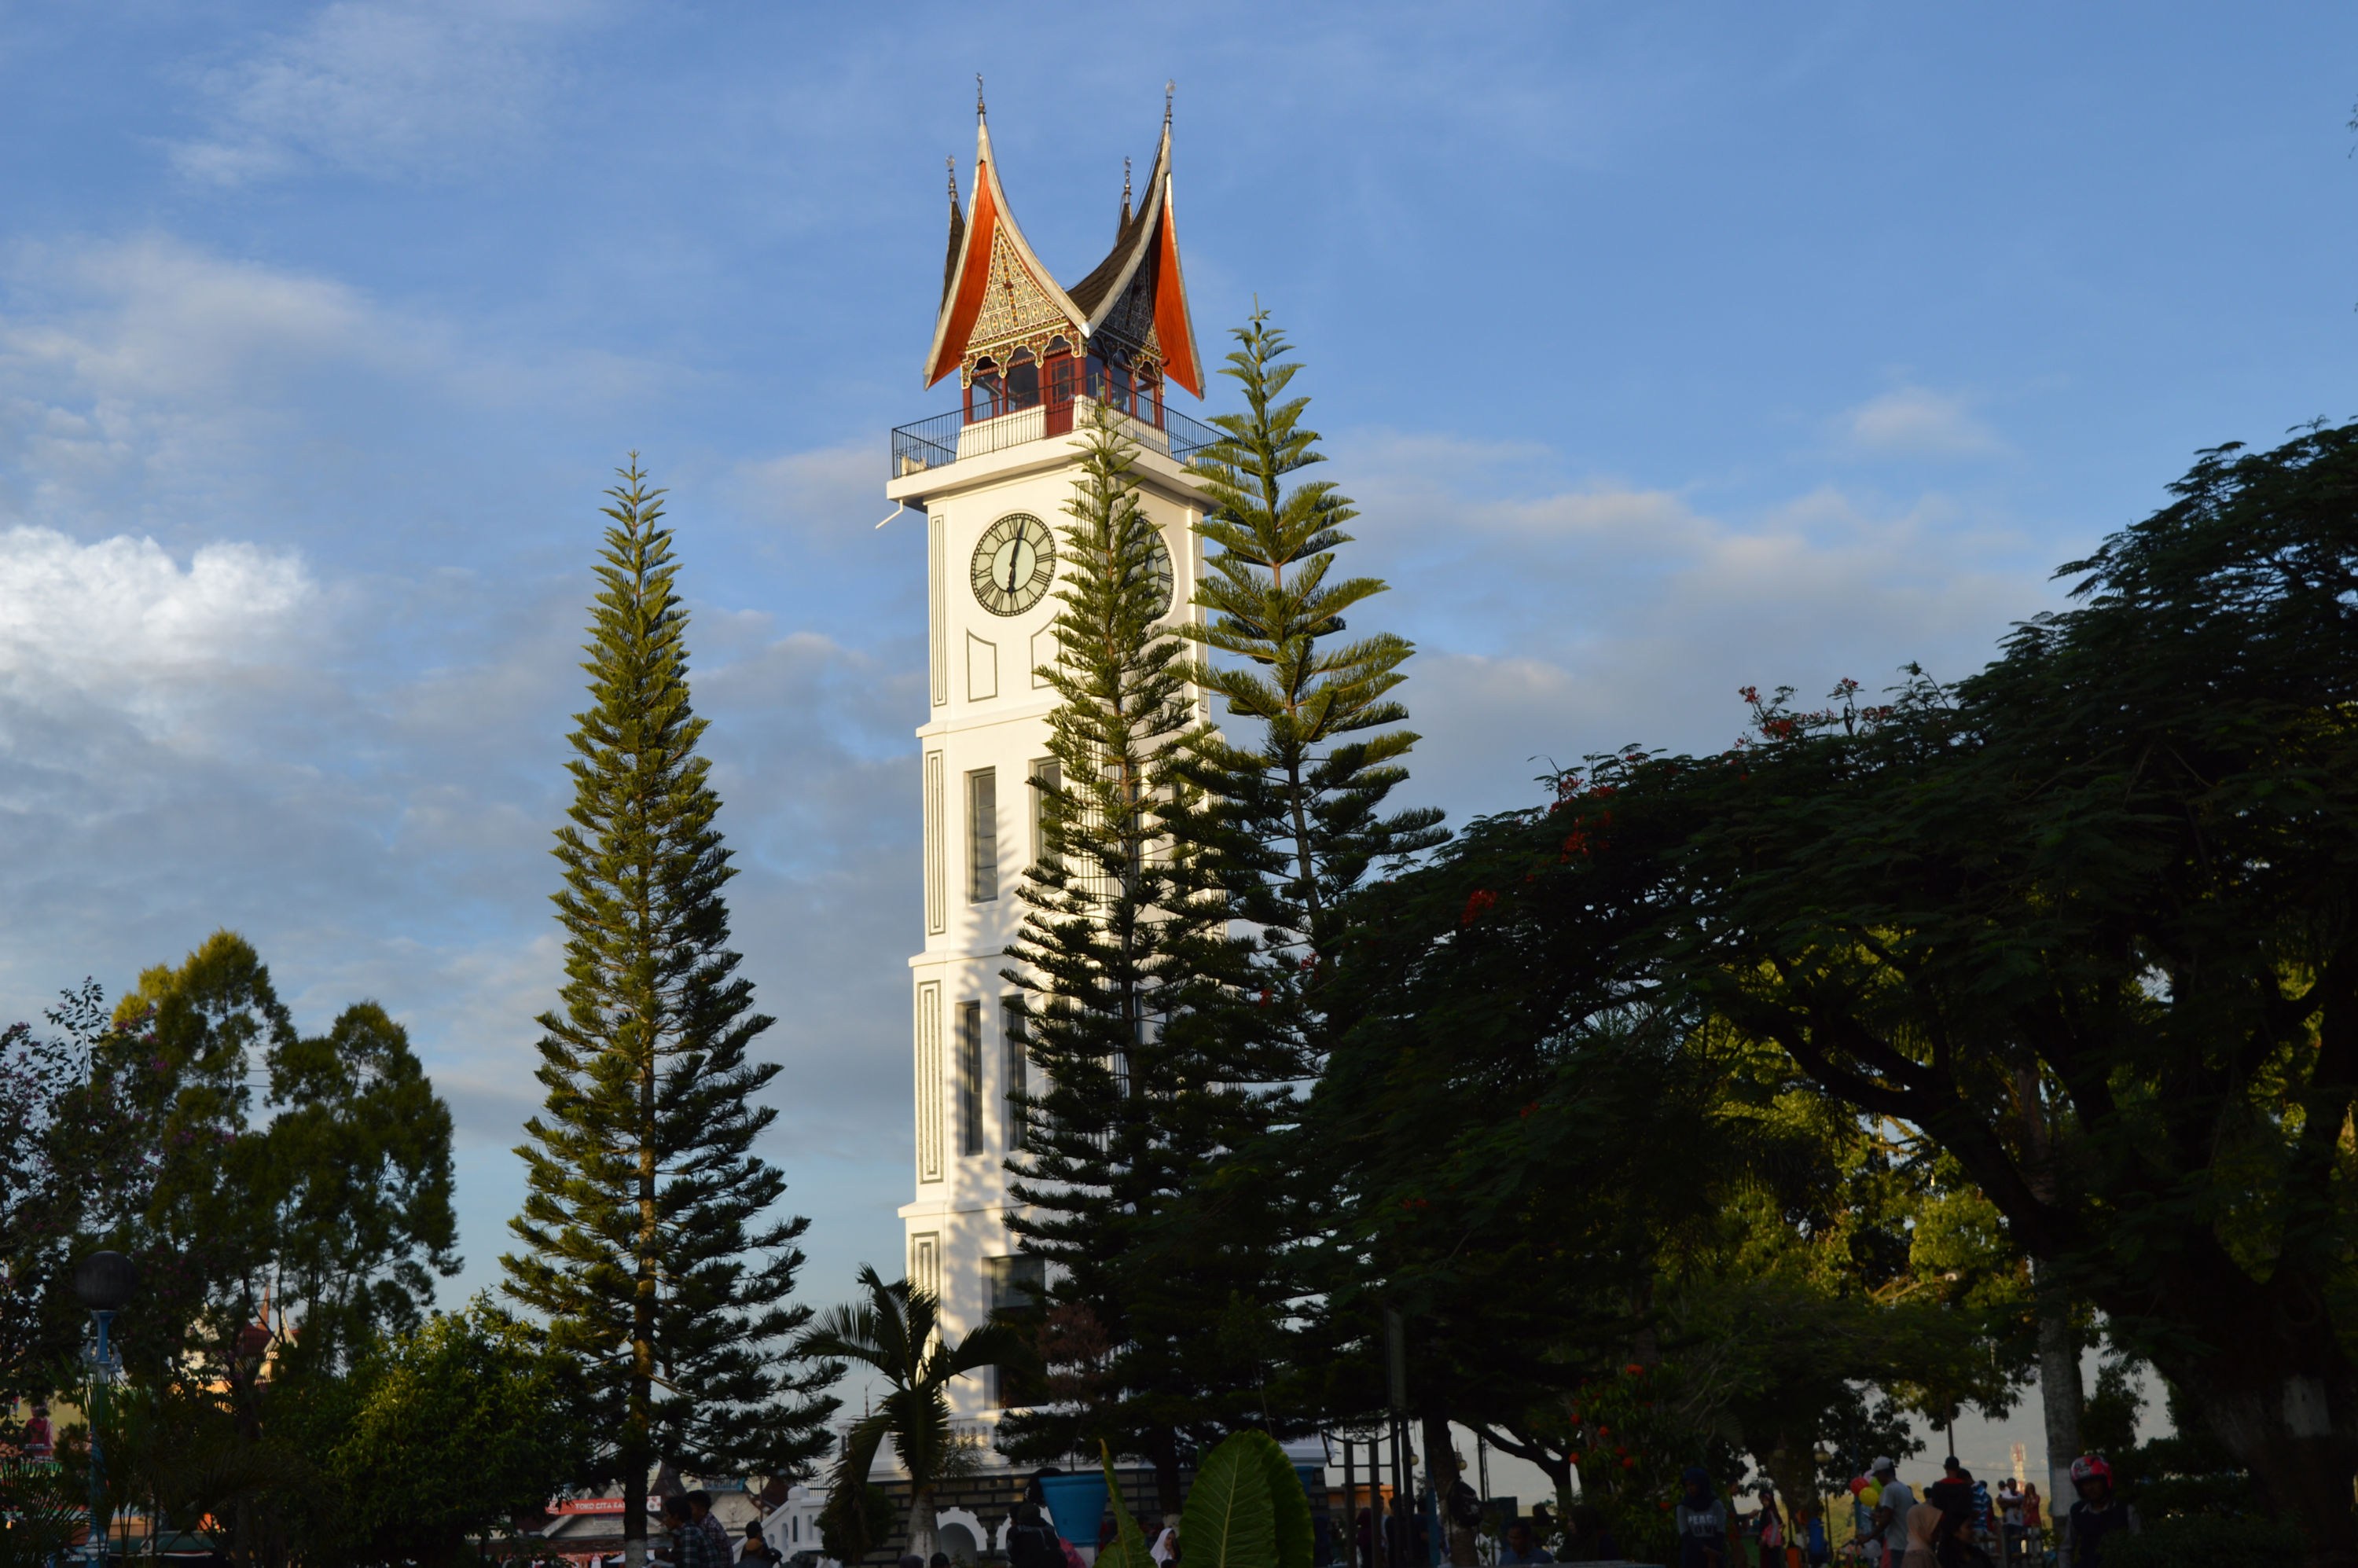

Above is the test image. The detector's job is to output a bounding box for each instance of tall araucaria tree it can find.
[1173,313,1449,1471]
[1178,310,1447,1067]
[504,460,838,1568]
[1000,409,1287,1510]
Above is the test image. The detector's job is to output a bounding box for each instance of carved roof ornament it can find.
[941,156,963,308]
[921,93,1203,398]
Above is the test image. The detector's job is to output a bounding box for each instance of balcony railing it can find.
[1166,405,1224,463]
[891,398,1228,480]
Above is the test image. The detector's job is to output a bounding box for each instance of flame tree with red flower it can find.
[1318,420,2358,1567]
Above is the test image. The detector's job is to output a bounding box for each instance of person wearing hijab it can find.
[1675,1468,1728,1568]
[1904,1500,1942,1568]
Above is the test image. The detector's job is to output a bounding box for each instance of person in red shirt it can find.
[23,1403,53,1462]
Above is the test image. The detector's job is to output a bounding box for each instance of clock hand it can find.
[1005,549,1021,593]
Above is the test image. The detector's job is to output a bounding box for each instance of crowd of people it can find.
[1826,1454,2136,1568]
[628,1446,2139,1568]
[645,1489,782,1568]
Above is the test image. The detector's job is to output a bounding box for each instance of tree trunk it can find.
[2033,1276,2081,1533]
[2001,1069,2358,1567]
[1423,1413,1476,1568]
[1422,1411,1457,1496]
[2018,1066,2084,1522]
[1760,1434,1809,1535]
[1151,1426,1184,1522]
[624,1463,648,1568]
[1952,1137,2358,1566]
[629,1008,659,1568]
[2089,1253,2358,1568]
[909,1484,940,1561]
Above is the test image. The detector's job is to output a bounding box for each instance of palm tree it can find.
[799,1265,1033,1560]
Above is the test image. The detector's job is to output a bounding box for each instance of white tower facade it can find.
[884,101,1211,1424]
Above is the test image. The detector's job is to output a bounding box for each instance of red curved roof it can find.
[922,108,1201,398]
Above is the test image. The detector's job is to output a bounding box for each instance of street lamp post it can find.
[74,1250,139,1568]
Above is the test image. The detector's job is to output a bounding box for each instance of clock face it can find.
[1144,531,1175,619]
[971,513,1056,617]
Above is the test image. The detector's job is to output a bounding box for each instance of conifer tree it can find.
[1180,311,1447,1067]
[1000,410,1285,1510]
[504,461,837,1568]
[1173,315,1447,1474]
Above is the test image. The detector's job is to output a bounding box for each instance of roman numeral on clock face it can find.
[971,512,1056,616]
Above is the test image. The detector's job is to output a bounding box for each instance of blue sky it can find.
[0,0,2342,1479]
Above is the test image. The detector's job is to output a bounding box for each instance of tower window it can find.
[1029,757,1060,867]
[986,1253,1046,1311]
[968,767,998,903]
[1002,996,1028,1151]
[967,360,1002,423]
[984,1253,1049,1409]
[957,1001,983,1157]
[1005,350,1040,410]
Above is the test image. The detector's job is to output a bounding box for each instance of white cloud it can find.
[0,237,443,534]
[0,526,318,725]
[0,235,680,547]
[0,527,336,839]
[1842,386,2006,458]
[1328,442,2070,820]
[3,237,389,395]
[729,443,887,542]
[171,0,605,185]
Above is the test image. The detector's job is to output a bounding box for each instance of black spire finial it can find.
[1164,80,1174,124]
[976,74,986,118]
[1119,156,1133,235]
[946,156,959,204]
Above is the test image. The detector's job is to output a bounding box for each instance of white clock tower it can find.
[883,96,1214,1425]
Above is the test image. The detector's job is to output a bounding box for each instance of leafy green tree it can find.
[321,1299,591,1568]
[1357,420,2358,1561]
[798,1266,1026,1559]
[0,935,465,1565]
[90,935,461,1389]
[1000,409,1284,1508]
[108,931,299,1379]
[262,1001,460,1375]
[504,460,837,1568]
[0,984,163,1391]
[1658,424,2358,1560]
[1306,800,2023,1520]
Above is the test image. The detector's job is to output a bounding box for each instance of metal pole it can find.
[1476,1435,1491,1566]
[1345,1441,1358,1568]
[1393,1418,1413,1568]
[87,1309,112,1567]
[1386,1311,1410,1568]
